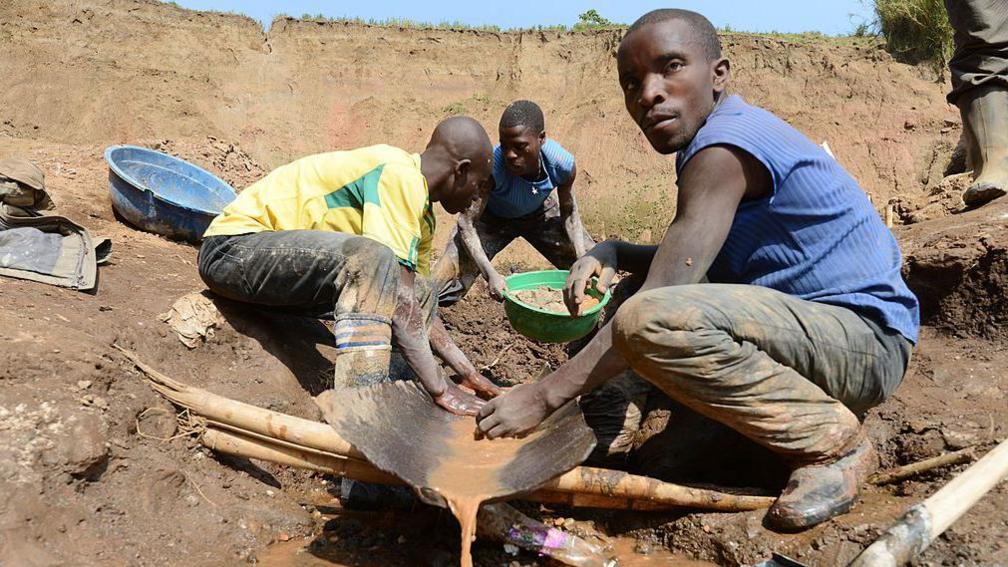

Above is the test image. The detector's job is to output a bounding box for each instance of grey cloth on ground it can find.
[0,228,62,273]
[945,0,1008,104]
[0,158,107,291]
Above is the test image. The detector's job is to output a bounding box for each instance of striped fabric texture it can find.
[486,138,575,218]
[675,95,920,343]
[333,315,393,352]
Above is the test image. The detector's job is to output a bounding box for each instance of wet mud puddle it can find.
[428,417,545,567]
[259,516,716,567]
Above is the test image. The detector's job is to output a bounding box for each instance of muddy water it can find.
[427,417,546,567]
[258,531,718,566]
[606,540,718,566]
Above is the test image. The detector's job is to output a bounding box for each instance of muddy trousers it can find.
[432,195,594,305]
[945,0,1008,104]
[198,231,415,388]
[610,284,912,463]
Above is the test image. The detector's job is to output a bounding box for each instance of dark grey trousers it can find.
[604,284,912,462]
[946,0,1008,104]
[198,231,436,387]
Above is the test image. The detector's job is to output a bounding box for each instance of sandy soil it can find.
[0,1,1006,566]
[512,286,599,314]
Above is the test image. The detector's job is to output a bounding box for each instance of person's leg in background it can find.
[945,0,1008,206]
[431,213,517,306]
[520,194,595,271]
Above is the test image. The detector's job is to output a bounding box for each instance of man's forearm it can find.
[458,219,498,279]
[562,210,589,258]
[539,324,628,410]
[637,217,724,291]
[393,270,446,396]
[613,241,659,275]
[428,316,479,378]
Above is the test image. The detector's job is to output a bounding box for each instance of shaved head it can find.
[622,9,722,61]
[428,115,493,165]
[422,116,493,214]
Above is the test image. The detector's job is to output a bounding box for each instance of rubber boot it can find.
[331,314,393,388]
[765,428,879,531]
[959,85,1008,207]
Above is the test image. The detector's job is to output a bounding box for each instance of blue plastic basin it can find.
[104,145,237,243]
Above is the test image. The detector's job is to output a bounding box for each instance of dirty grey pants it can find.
[946,0,1008,104]
[432,193,594,305]
[199,231,436,388]
[609,284,911,463]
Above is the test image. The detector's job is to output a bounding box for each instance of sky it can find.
[171,1,876,36]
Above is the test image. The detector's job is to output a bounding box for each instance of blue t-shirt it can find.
[485,138,575,218]
[676,95,920,343]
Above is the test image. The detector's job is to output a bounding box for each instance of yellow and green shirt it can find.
[204,145,436,274]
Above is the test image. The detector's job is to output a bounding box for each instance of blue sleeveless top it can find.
[486,138,575,218]
[676,95,920,343]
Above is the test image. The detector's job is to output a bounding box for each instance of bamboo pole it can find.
[203,427,732,512]
[850,438,1008,566]
[115,345,364,459]
[121,347,774,512]
[203,427,399,485]
[869,447,975,486]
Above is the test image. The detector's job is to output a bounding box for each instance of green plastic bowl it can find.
[503,269,611,343]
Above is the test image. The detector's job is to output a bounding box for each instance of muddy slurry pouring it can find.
[315,381,603,566]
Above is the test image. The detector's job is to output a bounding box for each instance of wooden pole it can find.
[850,438,1008,566]
[202,426,762,512]
[868,447,975,486]
[203,426,399,485]
[115,345,365,459]
[545,465,773,511]
[122,347,774,512]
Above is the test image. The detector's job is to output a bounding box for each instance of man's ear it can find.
[454,158,472,185]
[712,57,731,94]
[538,130,546,145]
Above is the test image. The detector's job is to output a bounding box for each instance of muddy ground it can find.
[1,1,1007,566]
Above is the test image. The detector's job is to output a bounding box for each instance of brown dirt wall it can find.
[0,1,1005,566]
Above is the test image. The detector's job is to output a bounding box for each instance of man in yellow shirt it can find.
[199,117,500,415]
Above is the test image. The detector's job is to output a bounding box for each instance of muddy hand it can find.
[476,383,550,439]
[435,383,487,416]
[457,372,503,399]
[487,271,508,302]
[564,242,617,316]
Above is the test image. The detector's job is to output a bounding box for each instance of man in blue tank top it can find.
[477,10,920,531]
[432,100,595,304]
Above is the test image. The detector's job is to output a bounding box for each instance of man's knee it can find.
[611,288,714,356]
[344,238,401,280]
[197,236,242,297]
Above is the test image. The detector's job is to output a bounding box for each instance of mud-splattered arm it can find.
[634,144,766,292]
[393,266,485,416]
[456,177,507,300]
[557,163,589,259]
[428,316,503,398]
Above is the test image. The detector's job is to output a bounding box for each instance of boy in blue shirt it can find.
[433,100,594,303]
[477,10,919,531]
